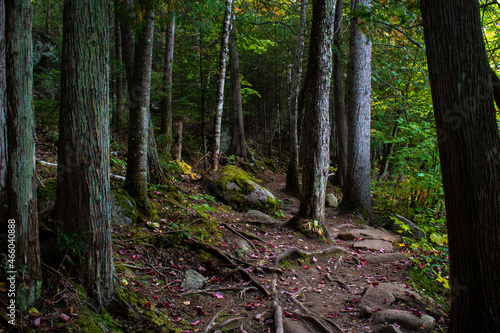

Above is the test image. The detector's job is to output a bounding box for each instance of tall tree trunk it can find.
[5,0,42,310]
[57,0,114,306]
[147,115,167,185]
[421,1,500,331]
[119,0,135,94]
[0,0,7,225]
[333,0,347,186]
[211,0,233,171]
[199,29,208,169]
[125,5,155,215]
[160,15,175,150]
[45,0,50,35]
[227,20,247,160]
[286,0,335,240]
[113,7,124,134]
[343,0,372,219]
[286,0,307,198]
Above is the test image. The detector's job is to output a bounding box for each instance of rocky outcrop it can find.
[207,165,279,214]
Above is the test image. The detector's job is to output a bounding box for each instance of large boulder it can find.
[207,165,279,214]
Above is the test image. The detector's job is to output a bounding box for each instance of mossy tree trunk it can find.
[124,4,155,215]
[57,0,115,306]
[5,0,42,310]
[113,5,124,134]
[286,0,307,199]
[286,0,335,240]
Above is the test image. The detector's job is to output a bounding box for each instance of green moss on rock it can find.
[207,165,279,214]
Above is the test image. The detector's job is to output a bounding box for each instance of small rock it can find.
[325,193,338,208]
[354,239,394,252]
[359,305,373,318]
[374,324,404,333]
[244,210,275,223]
[372,309,436,332]
[235,238,253,257]
[337,228,400,243]
[364,253,409,265]
[181,269,206,291]
[360,282,423,313]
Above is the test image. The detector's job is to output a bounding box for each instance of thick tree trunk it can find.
[286,0,335,240]
[227,20,247,160]
[0,0,7,225]
[160,16,175,148]
[343,0,372,219]
[286,0,307,198]
[125,5,155,215]
[57,0,114,306]
[113,8,124,134]
[212,0,233,171]
[421,1,500,331]
[5,0,42,311]
[333,0,348,186]
[119,0,135,94]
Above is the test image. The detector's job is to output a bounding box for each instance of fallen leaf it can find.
[191,320,200,326]
[29,307,40,316]
[0,282,8,292]
[213,292,224,299]
[60,313,70,322]
[183,301,191,305]
[34,317,41,326]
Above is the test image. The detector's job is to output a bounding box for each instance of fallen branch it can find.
[203,306,227,333]
[223,222,267,244]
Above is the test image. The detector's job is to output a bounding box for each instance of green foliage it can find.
[57,226,91,259]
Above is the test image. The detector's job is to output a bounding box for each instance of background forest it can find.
[1,0,500,332]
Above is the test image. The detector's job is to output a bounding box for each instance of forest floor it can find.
[0,132,448,333]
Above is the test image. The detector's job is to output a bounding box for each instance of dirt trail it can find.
[110,171,441,333]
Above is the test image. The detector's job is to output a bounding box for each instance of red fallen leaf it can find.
[302,265,310,269]
[194,306,206,315]
[153,295,158,300]
[60,313,70,322]
[158,301,170,308]
[143,302,152,310]
[118,249,128,255]
[191,320,200,326]
[326,313,340,318]
[371,281,380,287]
[130,254,138,260]
[283,310,294,317]
[220,242,228,247]
[410,309,423,317]
[34,317,41,326]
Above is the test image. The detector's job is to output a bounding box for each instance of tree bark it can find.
[57,0,114,306]
[5,0,42,310]
[160,15,175,148]
[119,0,135,94]
[343,0,373,219]
[286,0,307,198]
[147,115,168,185]
[212,0,233,171]
[45,0,50,35]
[113,6,124,134]
[333,0,348,186]
[0,0,7,224]
[286,0,335,240]
[173,121,183,161]
[227,19,247,161]
[421,1,500,331]
[125,4,155,215]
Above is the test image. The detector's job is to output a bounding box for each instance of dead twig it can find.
[236,267,270,296]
